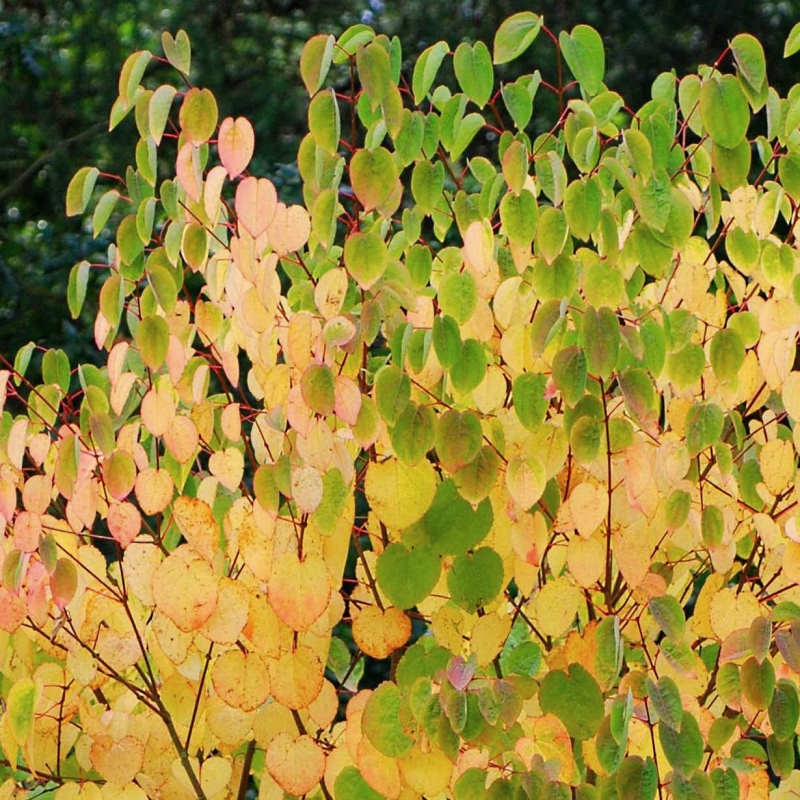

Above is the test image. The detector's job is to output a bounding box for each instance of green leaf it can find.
[512,373,547,430]
[453,41,494,108]
[731,33,766,93]
[118,50,151,108]
[666,343,705,390]
[616,756,657,800]
[412,40,449,105]
[98,273,124,328]
[564,177,601,241]
[67,260,91,320]
[343,229,389,289]
[648,596,685,640]
[501,73,540,130]
[559,25,605,96]
[350,147,398,213]
[685,402,723,456]
[493,12,542,65]
[92,189,120,238]
[374,364,411,425]
[741,655,775,709]
[666,490,691,529]
[161,30,190,74]
[136,315,169,371]
[786,22,800,57]
[7,678,37,745]
[300,33,335,95]
[535,207,568,263]
[552,346,587,406]
[582,306,620,379]
[769,679,800,741]
[700,75,749,148]
[377,542,441,610]
[434,410,483,473]
[357,39,392,109]
[300,363,335,416]
[420,478,492,555]
[179,87,218,144]
[438,271,477,324]
[710,769,740,800]
[453,446,502,504]
[570,416,601,463]
[449,339,486,393]
[500,640,541,678]
[448,547,504,612]
[659,712,704,777]
[308,89,340,154]
[42,348,70,393]
[391,402,435,464]
[540,663,604,740]
[66,166,99,216]
[334,767,385,800]
[335,24,375,63]
[618,368,656,426]
[149,85,177,145]
[701,504,724,546]
[648,675,683,730]
[411,160,445,214]
[500,189,537,245]
[432,315,462,369]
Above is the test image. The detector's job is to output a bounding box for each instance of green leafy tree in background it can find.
[4,0,800,358]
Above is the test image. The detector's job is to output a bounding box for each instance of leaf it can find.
[179,87,218,144]
[374,364,410,425]
[353,605,411,659]
[357,39,392,109]
[65,166,99,216]
[559,25,605,95]
[161,29,191,74]
[148,84,176,145]
[438,271,477,324]
[769,679,800,740]
[350,147,399,212]
[647,675,682,730]
[335,767,385,800]
[564,177,601,241]
[434,410,483,473]
[377,543,441,609]
[685,402,723,456]
[270,552,332,633]
[391,402,435,464]
[308,89,340,155]
[343,229,389,289]
[648,596,685,640]
[268,646,324,709]
[412,40,450,105]
[235,176,277,238]
[300,363,335,416]
[453,41,494,108]
[450,338,486,393]
[616,757,658,800]
[136,315,169,371]
[535,206,568,263]
[363,682,414,757]
[700,75,749,148]
[659,712,704,777]
[493,11,542,65]
[118,49,151,108]
[152,547,218,632]
[539,663,603,740]
[365,457,437,531]
[447,547,504,612]
[421,478,492,554]
[265,733,326,796]
[6,678,36,745]
[552,346,587,406]
[218,116,255,178]
[300,33,335,95]
[731,33,766,92]
[512,373,547,430]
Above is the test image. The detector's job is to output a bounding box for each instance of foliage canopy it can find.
[4,8,800,799]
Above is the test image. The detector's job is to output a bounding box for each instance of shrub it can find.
[3,12,800,800]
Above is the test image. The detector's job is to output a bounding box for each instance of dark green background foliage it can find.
[3,0,800,359]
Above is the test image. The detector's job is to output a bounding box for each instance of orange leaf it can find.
[89,734,144,785]
[107,501,142,549]
[268,646,324,709]
[267,202,311,255]
[172,495,218,562]
[211,649,270,711]
[235,176,277,238]
[134,467,173,516]
[151,545,218,631]
[266,732,326,796]
[268,552,332,631]
[218,116,255,178]
[353,606,411,660]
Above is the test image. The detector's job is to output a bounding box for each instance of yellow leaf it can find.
[163,415,199,463]
[172,495,218,562]
[208,446,245,492]
[151,545,218,632]
[211,650,270,711]
[134,467,173,516]
[314,267,349,319]
[532,576,582,638]
[470,610,511,666]
[759,437,795,495]
[268,202,311,255]
[567,535,605,588]
[266,733,326,796]
[89,734,144,785]
[365,458,437,531]
[199,577,249,644]
[268,646,324,709]
[200,756,233,798]
[709,587,763,641]
[558,482,606,538]
[352,605,411,659]
[505,453,546,509]
[398,746,452,796]
[269,552,332,631]
[291,465,324,513]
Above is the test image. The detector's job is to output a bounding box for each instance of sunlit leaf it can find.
[493,11,542,65]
